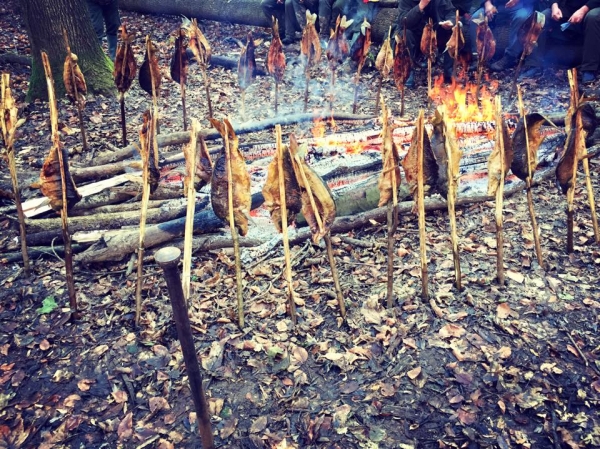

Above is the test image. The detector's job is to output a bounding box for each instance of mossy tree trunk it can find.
[19,0,115,101]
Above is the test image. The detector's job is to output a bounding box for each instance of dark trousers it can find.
[528,7,600,72]
[400,19,454,74]
[261,0,319,39]
[319,0,345,37]
[86,0,120,41]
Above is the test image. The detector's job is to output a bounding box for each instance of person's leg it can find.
[581,7,600,74]
[103,0,121,60]
[437,27,454,81]
[504,3,534,60]
[319,0,333,37]
[291,0,308,32]
[262,0,286,37]
[85,0,105,42]
[284,0,299,40]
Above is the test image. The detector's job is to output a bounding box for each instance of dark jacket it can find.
[397,0,456,30]
[555,0,600,18]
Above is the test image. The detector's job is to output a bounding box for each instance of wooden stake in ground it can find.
[416,111,429,298]
[188,19,213,119]
[170,27,189,130]
[326,15,352,111]
[182,119,199,302]
[420,19,437,101]
[441,110,463,290]
[113,24,137,146]
[290,135,345,318]
[62,30,88,153]
[1,73,30,274]
[139,36,161,133]
[393,24,411,117]
[135,110,157,326]
[267,18,286,113]
[375,26,393,116]
[210,119,251,328]
[509,12,544,98]
[475,17,496,99]
[238,32,257,120]
[487,96,508,284]
[301,10,322,112]
[41,51,80,317]
[377,102,401,308]
[351,18,371,114]
[516,86,545,267]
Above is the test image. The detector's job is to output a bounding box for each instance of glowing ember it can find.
[429,76,498,123]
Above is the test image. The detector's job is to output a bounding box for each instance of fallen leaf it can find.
[117,412,133,441]
[249,415,268,433]
[497,303,511,319]
[112,390,128,404]
[407,366,422,379]
[439,324,466,339]
[505,270,524,283]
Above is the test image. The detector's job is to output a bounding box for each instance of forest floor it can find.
[1,1,600,448]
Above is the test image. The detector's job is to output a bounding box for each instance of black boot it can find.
[107,34,117,61]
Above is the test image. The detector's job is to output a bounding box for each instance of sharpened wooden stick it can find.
[274,81,279,113]
[329,70,335,111]
[453,10,459,80]
[494,96,505,285]
[241,90,246,121]
[1,74,30,275]
[416,110,428,299]
[119,92,127,146]
[400,85,405,117]
[517,86,545,266]
[566,70,579,253]
[42,52,78,316]
[224,122,245,328]
[304,71,310,112]
[582,155,600,243]
[275,125,297,325]
[374,76,383,117]
[202,67,213,119]
[444,116,462,291]
[386,111,399,309]
[182,119,198,302]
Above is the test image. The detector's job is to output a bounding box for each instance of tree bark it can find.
[19,0,115,100]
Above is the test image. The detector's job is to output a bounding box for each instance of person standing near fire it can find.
[85,0,120,61]
[469,0,534,71]
[396,0,457,87]
[521,0,600,83]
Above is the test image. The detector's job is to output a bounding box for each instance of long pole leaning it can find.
[416,110,429,299]
[155,247,215,449]
[1,74,30,275]
[41,52,78,317]
[517,86,544,267]
[494,96,505,285]
[275,125,297,325]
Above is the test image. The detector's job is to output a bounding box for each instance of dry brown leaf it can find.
[496,302,511,319]
[117,412,133,441]
[407,366,422,379]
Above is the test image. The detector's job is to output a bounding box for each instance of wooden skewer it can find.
[1,74,30,275]
[224,123,245,328]
[494,96,505,285]
[566,70,579,253]
[275,125,297,325]
[178,29,187,131]
[42,52,78,317]
[119,92,127,146]
[63,29,88,153]
[453,10,459,80]
[374,76,383,117]
[385,111,399,309]
[582,153,600,243]
[416,110,429,299]
[517,86,545,266]
[241,90,246,121]
[274,81,279,113]
[202,65,213,119]
[182,119,198,303]
[304,70,310,112]
[400,85,405,117]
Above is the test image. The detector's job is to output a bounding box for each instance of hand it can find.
[551,4,563,21]
[439,20,454,29]
[484,2,498,20]
[505,0,519,8]
[568,6,589,23]
[419,0,431,11]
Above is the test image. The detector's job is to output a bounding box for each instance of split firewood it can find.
[327,15,353,110]
[182,118,200,302]
[210,118,251,327]
[41,51,78,317]
[375,26,393,115]
[238,32,257,120]
[474,17,495,98]
[350,18,371,114]
[420,18,437,98]
[266,17,286,113]
[377,101,401,307]
[186,18,213,118]
[487,96,507,284]
[113,24,137,146]
[170,26,189,130]
[300,10,321,112]
[393,26,411,117]
[63,31,88,153]
[445,11,465,80]
[510,11,545,97]
[1,73,30,274]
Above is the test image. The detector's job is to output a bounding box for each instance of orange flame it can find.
[312,117,326,138]
[429,76,498,123]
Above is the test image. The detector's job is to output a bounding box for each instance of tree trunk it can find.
[19,0,115,101]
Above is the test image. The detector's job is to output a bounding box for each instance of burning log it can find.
[393,26,411,117]
[420,18,437,100]
[327,15,353,110]
[62,31,88,153]
[1,73,30,274]
[114,24,137,146]
[170,26,189,130]
[375,26,393,115]
[210,118,251,327]
[300,10,321,112]
[350,18,371,114]
[510,12,545,98]
[266,18,286,113]
[238,32,257,120]
[474,17,495,99]
[487,96,507,284]
[186,18,213,118]
[377,102,401,307]
[41,51,78,317]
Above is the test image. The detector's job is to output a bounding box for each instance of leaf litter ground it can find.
[1,1,600,447]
